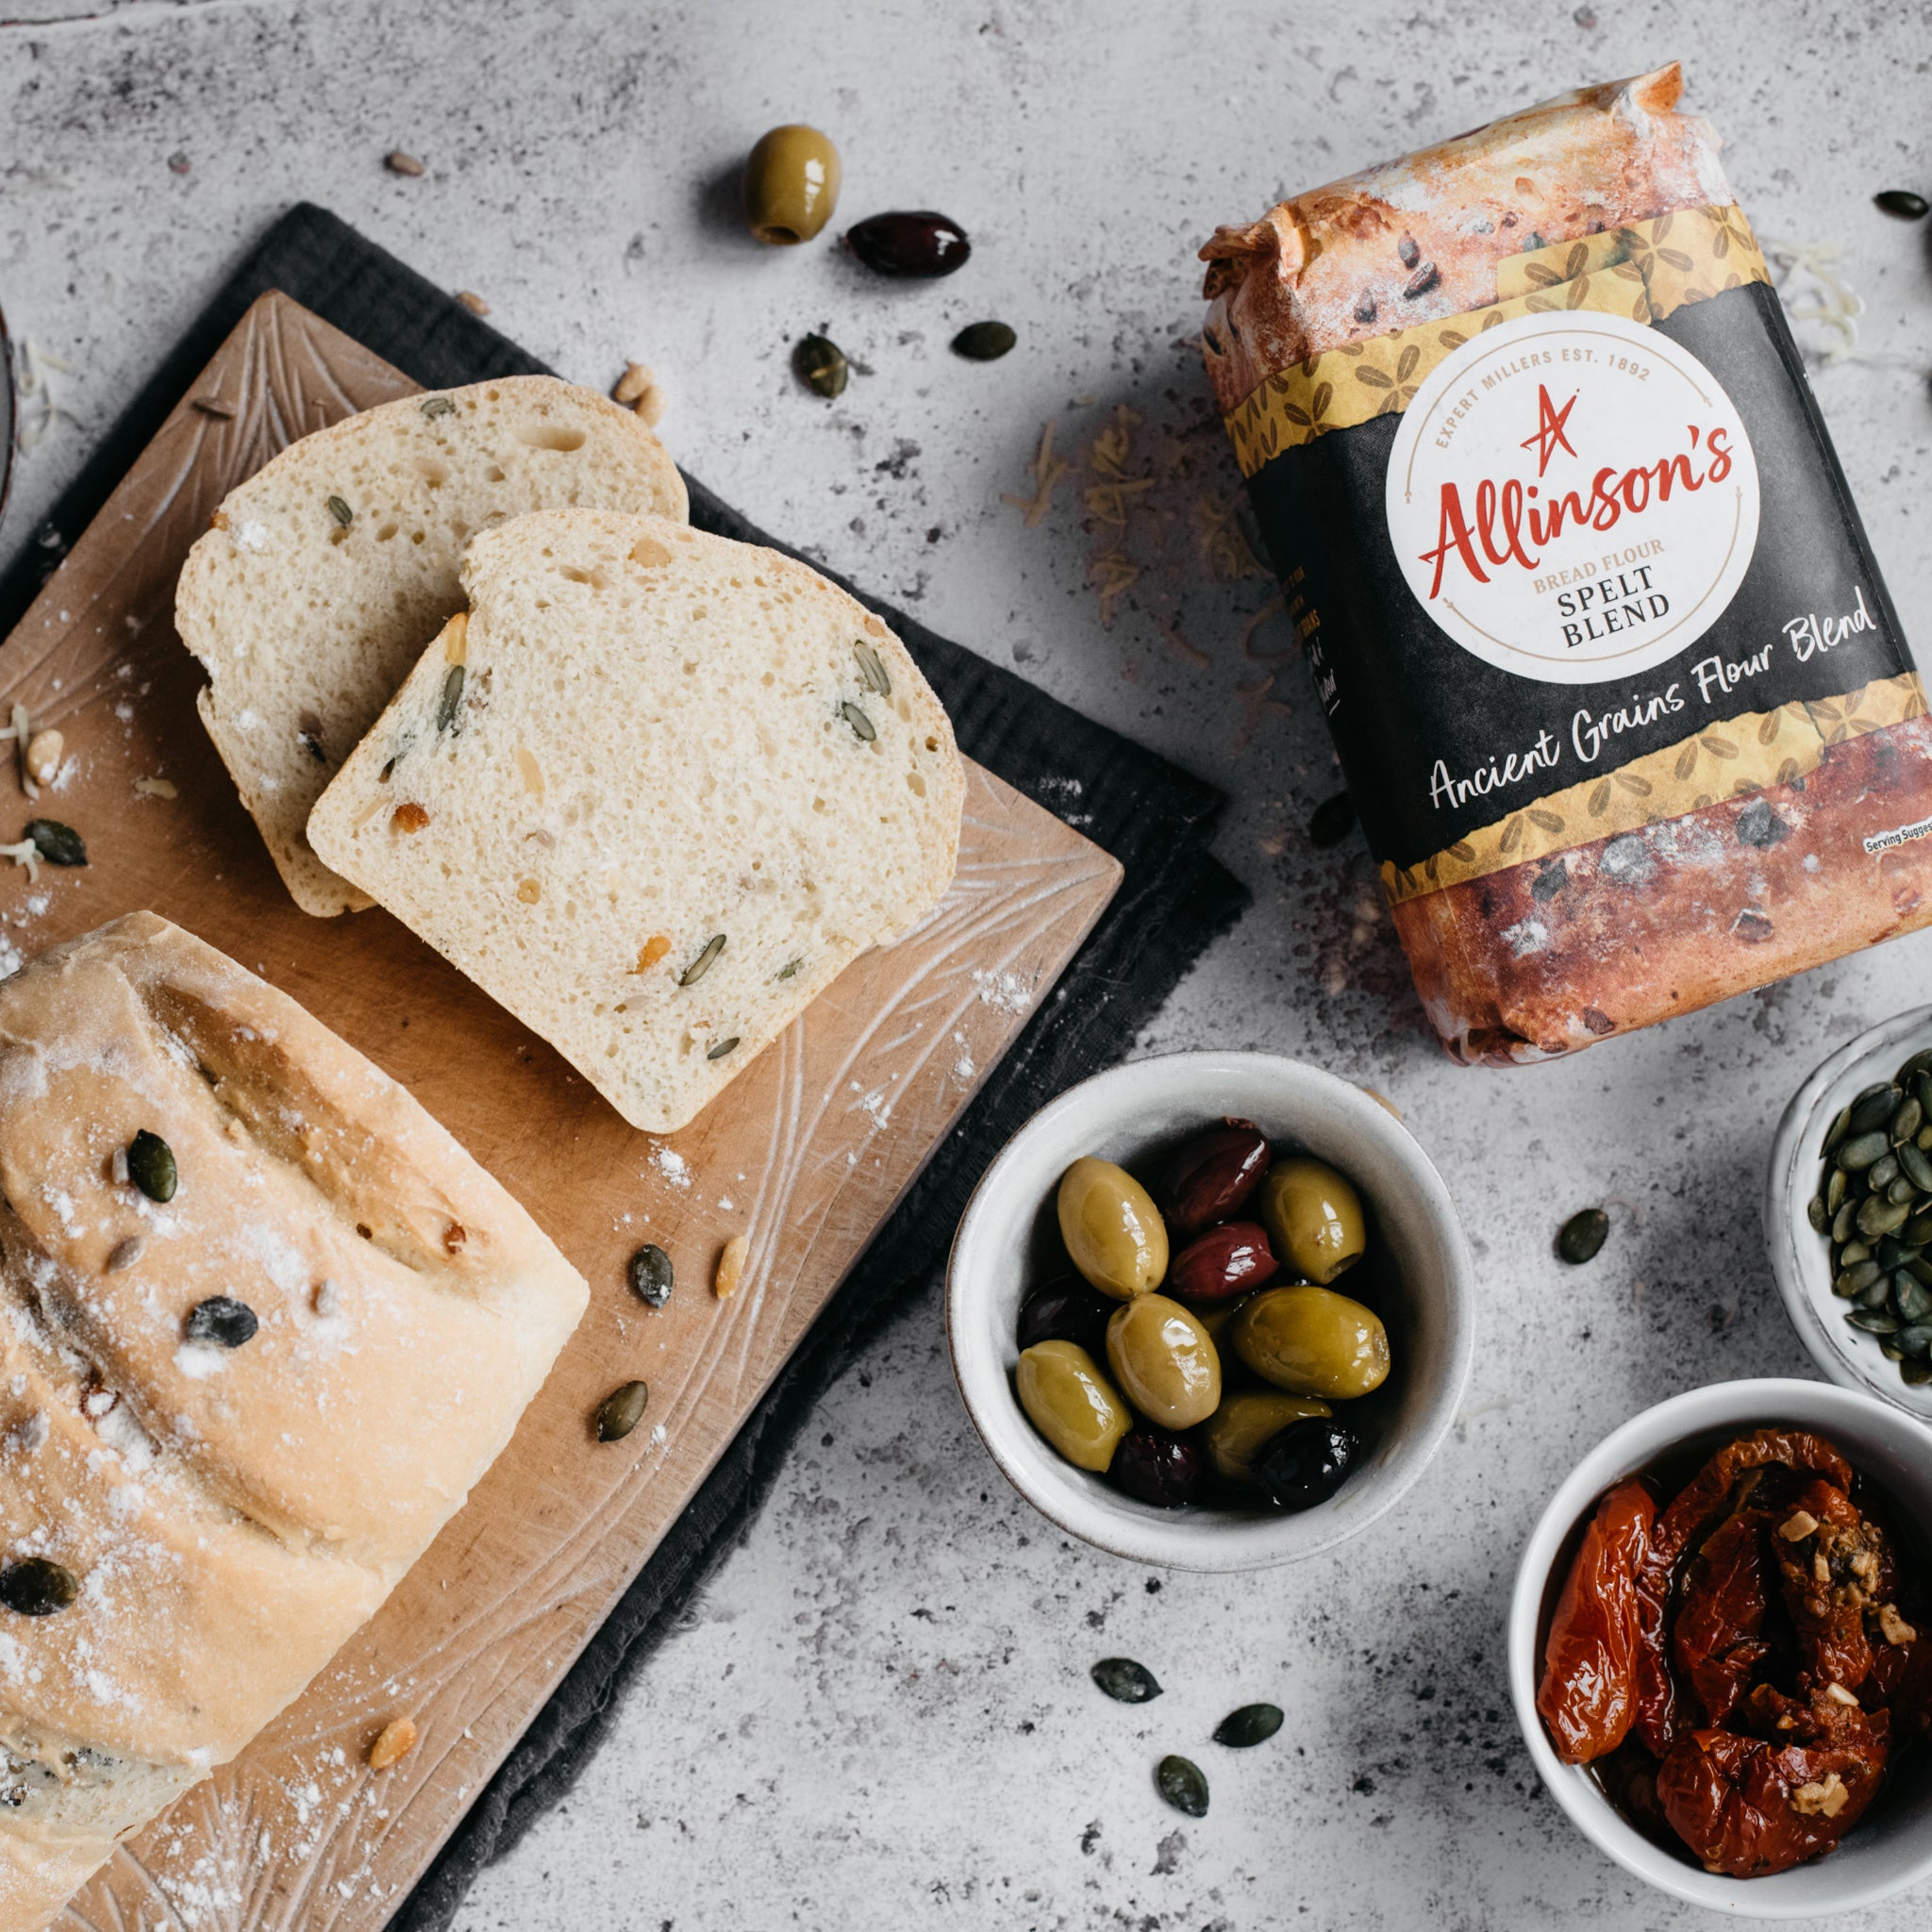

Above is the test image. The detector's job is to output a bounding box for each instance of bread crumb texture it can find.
[175,377,689,917]
[308,510,965,1134]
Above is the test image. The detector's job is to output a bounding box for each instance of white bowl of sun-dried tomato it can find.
[1509,1377,1932,1916]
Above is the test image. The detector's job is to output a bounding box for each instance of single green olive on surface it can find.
[741,125,842,245]
[1104,1294,1222,1429]
[1200,1387,1334,1487]
[1058,1156,1168,1299]
[1257,1155,1366,1284]
[1231,1284,1390,1400]
[1015,1340,1130,1473]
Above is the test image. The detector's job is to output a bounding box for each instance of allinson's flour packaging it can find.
[1201,64,1929,1062]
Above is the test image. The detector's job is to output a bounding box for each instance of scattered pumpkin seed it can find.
[185,1296,258,1348]
[707,1036,741,1060]
[1875,190,1930,219]
[0,1557,79,1618]
[680,934,725,986]
[1157,1754,1209,1818]
[841,700,876,742]
[794,333,849,398]
[325,493,354,528]
[1091,1657,1161,1704]
[951,320,1017,361]
[627,1244,674,1308]
[421,396,457,418]
[1557,1208,1609,1264]
[1848,1308,1901,1335]
[24,819,85,867]
[853,640,891,696]
[127,1129,177,1203]
[1212,1703,1284,1748]
[596,1379,649,1441]
[1308,793,1356,848]
[437,664,466,733]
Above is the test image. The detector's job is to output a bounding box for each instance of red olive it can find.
[844,210,972,277]
[1109,1428,1210,1508]
[1016,1276,1115,1356]
[1167,1221,1277,1301]
[1158,1119,1272,1237]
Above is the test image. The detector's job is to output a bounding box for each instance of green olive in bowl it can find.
[1257,1156,1366,1284]
[1058,1157,1168,1299]
[1105,1294,1221,1428]
[741,125,842,245]
[1202,1388,1335,1488]
[1232,1284,1389,1399]
[1014,1341,1129,1472]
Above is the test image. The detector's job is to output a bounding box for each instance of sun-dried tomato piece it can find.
[1537,1477,1656,1763]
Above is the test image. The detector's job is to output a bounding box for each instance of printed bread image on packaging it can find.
[1201,64,1929,1063]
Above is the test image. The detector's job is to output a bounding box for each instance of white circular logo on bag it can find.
[1384,309,1759,685]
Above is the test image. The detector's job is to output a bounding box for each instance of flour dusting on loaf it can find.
[0,914,587,1926]
[307,510,965,1135]
[176,376,689,917]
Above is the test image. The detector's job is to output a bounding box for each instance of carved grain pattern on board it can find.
[4,294,1121,1931]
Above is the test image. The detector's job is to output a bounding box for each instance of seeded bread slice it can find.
[307,510,965,1134]
[176,377,689,916]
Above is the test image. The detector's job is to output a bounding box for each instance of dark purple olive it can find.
[1016,1275,1116,1355]
[1253,1416,1360,1512]
[1109,1428,1210,1508]
[1168,1221,1277,1302]
[844,210,971,278]
[1158,1119,1272,1237]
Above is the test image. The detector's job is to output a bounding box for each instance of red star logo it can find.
[1521,384,1578,476]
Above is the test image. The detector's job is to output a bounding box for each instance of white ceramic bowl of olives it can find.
[945,1050,1475,1571]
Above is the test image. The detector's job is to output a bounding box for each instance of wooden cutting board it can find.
[1,292,1121,1931]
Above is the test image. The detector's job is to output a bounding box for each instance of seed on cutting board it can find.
[24,819,85,867]
[679,933,725,986]
[595,1379,649,1441]
[185,1296,258,1347]
[1212,1703,1285,1748]
[1839,1130,1890,1172]
[1557,1208,1609,1264]
[627,1243,674,1308]
[368,1716,419,1769]
[0,1557,79,1618]
[1875,190,1930,219]
[325,494,354,528]
[1156,1754,1209,1818]
[714,1233,747,1300]
[436,665,465,733]
[793,333,849,399]
[841,701,876,742]
[127,1129,177,1203]
[105,1236,144,1274]
[952,321,1017,360]
[1091,1657,1161,1704]
[706,1036,741,1060]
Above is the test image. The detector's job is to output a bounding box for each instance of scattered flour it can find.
[649,1144,691,1190]
[971,969,1032,1015]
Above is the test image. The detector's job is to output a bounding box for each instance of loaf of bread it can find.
[176,377,688,917]
[307,509,965,1134]
[0,913,587,1929]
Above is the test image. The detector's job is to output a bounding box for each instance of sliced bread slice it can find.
[176,376,688,915]
[307,509,965,1134]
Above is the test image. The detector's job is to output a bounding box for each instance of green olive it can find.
[1105,1294,1221,1429]
[1257,1156,1366,1284]
[741,125,842,246]
[1015,1341,1130,1472]
[1202,1389,1334,1488]
[1058,1157,1169,1300]
[1231,1285,1390,1399]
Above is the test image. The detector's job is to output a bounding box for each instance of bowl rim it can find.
[1507,1375,1932,1918]
[1764,1003,1932,1422]
[944,1047,1475,1573]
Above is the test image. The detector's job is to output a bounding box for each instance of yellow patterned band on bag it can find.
[1376,672,1928,906]
[1223,204,1771,479]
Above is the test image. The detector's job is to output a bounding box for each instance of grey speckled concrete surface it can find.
[6,1,1932,1925]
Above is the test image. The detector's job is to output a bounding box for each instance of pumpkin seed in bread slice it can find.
[175,376,688,916]
[307,510,965,1134]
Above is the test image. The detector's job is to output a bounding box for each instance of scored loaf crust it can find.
[307,509,966,1136]
[0,913,587,1929]
[176,376,689,917]
[1197,63,1733,414]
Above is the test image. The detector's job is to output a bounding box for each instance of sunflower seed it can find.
[1212,1703,1284,1748]
[1157,1755,1209,1817]
[1849,1308,1902,1335]
[1091,1657,1161,1704]
[840,700,876,742]
[127,1130,177,1202]
[105,1236,144,1274]
[679,934,725,986]
[325,493,354,528]
[1557,1208,1609,1264]
[626,1244,674,1308]
[596,1380,649,1441]
[0,1557,78,1617]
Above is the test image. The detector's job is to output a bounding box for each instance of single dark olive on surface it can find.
[1167,1220,1277,1302]
[845,210,971,277]
[1253,1415,1360,1511]
[1158,1119,1272,1237]
[741,125,841,244]
[1016,1275,1116,1355]
[1108,1426,1210,1508]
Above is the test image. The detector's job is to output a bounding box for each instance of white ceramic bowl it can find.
[1766,1005,1932,1423]
[944,1050,1475,1572]
[1509,1377,1932,1918]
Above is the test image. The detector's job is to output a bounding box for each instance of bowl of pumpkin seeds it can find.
[1766,1005,1932,1420]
